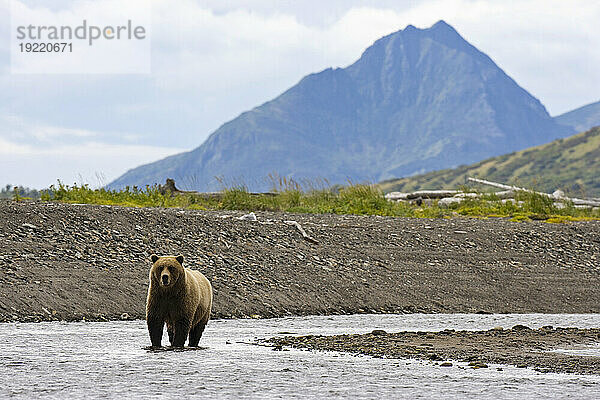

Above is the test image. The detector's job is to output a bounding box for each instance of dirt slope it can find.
[0,200,599,322]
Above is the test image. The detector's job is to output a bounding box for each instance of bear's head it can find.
[150,254,184,288]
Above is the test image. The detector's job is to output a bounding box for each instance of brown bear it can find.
[146,254,213,347]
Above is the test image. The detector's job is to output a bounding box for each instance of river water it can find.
[1,314,599,399]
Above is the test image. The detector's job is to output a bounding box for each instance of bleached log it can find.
[453,192,479,198]
[467,177,530,192]
[492,190,516,199]
[467,177,600,207]
[405,190,461,199]
[438,197,464,208]
[384,192,410,201]
[569,198,600,207]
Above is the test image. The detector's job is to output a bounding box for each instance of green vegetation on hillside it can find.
[379,127,600,197]
[27,180,600,222]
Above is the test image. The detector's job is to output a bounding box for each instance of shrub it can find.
[29,179,599,222]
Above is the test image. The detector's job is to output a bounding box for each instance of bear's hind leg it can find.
[188,320,207,347]
[166,322,175,346]
[171,318,192,347]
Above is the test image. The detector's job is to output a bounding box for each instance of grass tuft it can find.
[25,180,600,222]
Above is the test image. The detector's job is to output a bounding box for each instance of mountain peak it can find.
[429,20,454,31]
[108,22,573,191]
[348,20,487,82]
[365,20,474,61]
[392,20,455,36]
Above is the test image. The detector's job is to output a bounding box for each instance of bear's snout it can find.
[161,274,170,285]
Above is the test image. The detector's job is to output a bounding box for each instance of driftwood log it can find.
[385,177,600,209]
[467,177,600,207]
[158,179,277,199]
[385,190,459,201]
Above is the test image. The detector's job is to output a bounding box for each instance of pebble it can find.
[371,329,387,336]
[469,361,489,368]
[512,324,532,331]
[238,212,257,221]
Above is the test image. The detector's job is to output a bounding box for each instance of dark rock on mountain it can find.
[109,20,573,191]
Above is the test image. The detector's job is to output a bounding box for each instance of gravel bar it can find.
[1,200,599,322]
[268,326,600,374]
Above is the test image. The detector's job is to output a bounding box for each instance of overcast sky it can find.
[1,0,599,189]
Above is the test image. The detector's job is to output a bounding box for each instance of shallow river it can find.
[1,314,599,399]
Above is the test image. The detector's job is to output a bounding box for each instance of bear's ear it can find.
[150,254,159,263]
[175,255,184,265]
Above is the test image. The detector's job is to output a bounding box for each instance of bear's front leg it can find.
[171,318,192,347]
[147,316,164,347]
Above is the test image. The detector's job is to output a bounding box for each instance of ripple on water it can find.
[0,314,599,399]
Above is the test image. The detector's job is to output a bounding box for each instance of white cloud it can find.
[0,137,184,188]
[0,136,30,154]
[0,114,183,188]
[1,0,599,189]
[1,114,96,145]
[3,1,599,120]
[149,3,411,94]
[148,0,600,114]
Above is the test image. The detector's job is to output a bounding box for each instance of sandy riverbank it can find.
[1,200,599,322]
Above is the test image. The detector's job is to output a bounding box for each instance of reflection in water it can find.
[0,314,599,399]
